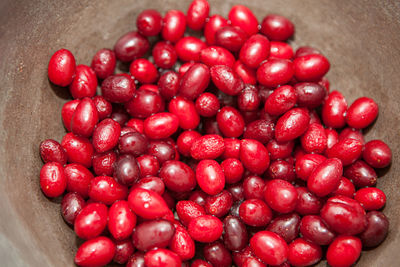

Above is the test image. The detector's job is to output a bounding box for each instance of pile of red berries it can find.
[41,1,392,266]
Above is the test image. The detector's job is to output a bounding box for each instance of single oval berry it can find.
[188,215,223,243]
[136,9,163,36]
[88,176,128,205]
[346,97,379,129]
[264,179,298,213]
[74,203,108,240]
[128,188,170,219]
[69,65,98,99]
[260,14,294,41]
[228,5,259,36]
[71,97,99,138]
[240,139,270,174]
[74,236,115,267]
[162,10,186,43]
[355,187,386,211]
[114,31,150,62]
[239,34,270,68]
[40,162,67,198]
[322,91,348,128]
[48,49,76,87]
[326,236,362,267]
[190,134,225,160]
[275,108,310,142]
[363,139,392,168]
[250,231,289,266]
[39,139,67,165]
[293,54,330,82]
[159,160,197,192]
[210,65,244,96]
[179,63,211,100]
[196,160,225,195]
[101,74,136,103]
[108,200,137,240]
[186,0,210,30]
[132,219,175,251]
[257,58,294,88]
[143,112,179,140]
[307,158,342,197]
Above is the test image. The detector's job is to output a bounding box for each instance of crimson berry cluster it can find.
[41,1,392,267]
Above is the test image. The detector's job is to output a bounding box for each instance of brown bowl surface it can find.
[0,0,400,266]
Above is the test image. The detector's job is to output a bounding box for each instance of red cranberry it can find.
[69,65,97,99]
[169,96,200,130]
[92,96,112,120]
[331,176,355,198]
[216,26,248,52]
[48,48,76,86]
[144,248,181,267]
[275,108,310,142]
[223,215,248,251]
[186,0,210,30]
[205,190,233,217]
[191,259,212,267]
[204,15,229,45]
[159,160,196,192]
[40,162,67,198]
[210,65,245,96]
[243,175,265,200]
[300,215,335,246]
[322,90,348,128]
[143,112,179,139]
[260,14,294,41]
[114,31,150,62]
[326,236,362,267]
[132,176,165,195]
[239,199,273,227]
[223,138,241,159]
[234,60,257,85]
[250,231,289,266]
[363,139,392,168]
[188,215,223,242]
[265,85,297,116]
[92,151,117,176]
[257,58,294,88]
[74,236,115,267]
[132,219,175,251]
[227,183,244,202]
[196,159,225,195]
[64,163,94,198]
[240,139,270,174]
[321,195,367,235]
[237,85,260,111]
[264,179,297,213]
[344,160,377,188]
[90,48,116,80]
[118,132,148,157]
[294,82,326,109]
[288,238,322,267]
[203,241,232,267]
[228,5,258,36]
[295,46,321,58]
[243,119,275,144]
[190,134,225,160]
[266,160,295,182]
[360,211,389,247]
[129,58,158,84]
[295,187,323,215]
[74,202,108,240]
[266,213,301,243]
[110,105,130,126]
[267,139,295,160]
[128,188,170,219]
[217,106,245,137]
[62,99,80,131]
[307,158,342,197]
[125,89,163,119]
[176,200,206,226]
[221,158,244,184]
[113,239,135,264]
[136,9,163,36]
[270,41,294,59]
[108,200,137,240]
[300,123,327,154]
[39,139,67,165]
[162,10,186,43]
[89,176,128,205]
[295,153,326,181]
[114,154,140,186]
[347,97,379,129]
[179,63,210,100]
[240,34,270,68]
[293,54,330,82]
[71,97,99,138]
[157,71,179,101]
[152,42,177,69]
[194,92,219,117]
[92,118,121,153]
[170,225,195,260]
[101,74,136,103]
[325,128,339,149]
[200,46,236,68]
[61,192,85,225]
[147,140,176,164]
[175,36,207,62]
[355,187,386,211]
[326,138,363,166]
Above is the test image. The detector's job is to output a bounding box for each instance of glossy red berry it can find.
[239,199,273,227]
[228,5,258,36]
[275,108,310,142]
[48,48,76,87]
[132,219,175,251]
[101,74,136,103]
[74,203,108,240]
[260,14,294,41]
[355,187,386,211]
[186,0,210,30]
[88,176,128,205]
[204,15,229,45]
[71,97,99,138]
[188,215,223,243]
[264,179,298,213]
[179,63,210,100]
[40,162,67,198]
[114,31,150,62]
[293,54,330,82]
[265,85,297,116]
[288,238,322,267]
[162,10,186,43]
[322,91,348,128]
[129,58,158,84]
[136,9,163,36]
[326,236,362,267]
[307,158,342,197]
[250,231,289,266]
[169,96,200,130]
[69,65,97,99]
[128,188,170,219]
[346,97,379,129]
[363,139,392,168]
[39,139,67,165]
[239,34,270,68]
[257,58,294,88]
[74,236,115,267]
[108,200,137,240]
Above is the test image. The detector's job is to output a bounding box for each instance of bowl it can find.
[0,0,399,266]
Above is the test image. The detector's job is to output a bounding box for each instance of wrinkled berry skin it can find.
[326,236,362,267]
[48,48,76,87]
[250,231,289,266]
[190,134,225,160]
[101,74,136,104]
[39,139,67,165]
[74,236,115,267]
